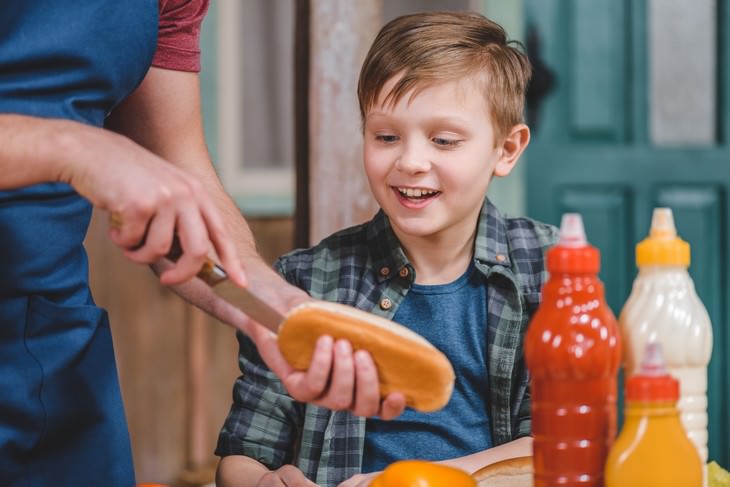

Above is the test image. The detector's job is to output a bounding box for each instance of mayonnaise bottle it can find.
[619,207,713,465]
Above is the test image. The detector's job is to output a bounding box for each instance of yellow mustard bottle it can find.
[605,342,702,487]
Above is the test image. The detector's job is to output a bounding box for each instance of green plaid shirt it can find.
[216,199,558,486]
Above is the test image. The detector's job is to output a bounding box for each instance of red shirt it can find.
[153,0,209,72]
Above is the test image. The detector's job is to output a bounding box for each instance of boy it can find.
[215,11,558,487]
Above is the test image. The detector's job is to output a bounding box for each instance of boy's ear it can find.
[493,124,530,177]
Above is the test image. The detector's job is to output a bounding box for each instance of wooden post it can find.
[308,0,382,244]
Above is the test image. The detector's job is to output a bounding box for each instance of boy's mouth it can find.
[394,186,441,201]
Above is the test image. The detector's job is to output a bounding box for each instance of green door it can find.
[525,0,730,467]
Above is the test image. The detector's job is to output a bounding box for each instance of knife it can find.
[165,238,286,331]
[108,210,285,330]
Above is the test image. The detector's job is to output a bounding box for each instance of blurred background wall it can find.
[84,0,729,484]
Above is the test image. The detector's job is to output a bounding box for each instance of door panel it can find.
[526,0,729,467]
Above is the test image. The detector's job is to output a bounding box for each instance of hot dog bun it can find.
[277,301,455,412]
[472,456,533,487]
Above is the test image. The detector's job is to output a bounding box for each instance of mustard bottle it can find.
[605,342,702,487]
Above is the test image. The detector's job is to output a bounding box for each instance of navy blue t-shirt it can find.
[361,263,493,473]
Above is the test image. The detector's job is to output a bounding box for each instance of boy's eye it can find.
[375,134,399,143]
[432,137,461,147]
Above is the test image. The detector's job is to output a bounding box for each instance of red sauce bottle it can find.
[525,213,622,486]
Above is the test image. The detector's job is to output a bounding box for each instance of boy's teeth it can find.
[398,187,437,198]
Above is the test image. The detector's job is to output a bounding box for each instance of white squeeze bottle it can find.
[619,208,713,467]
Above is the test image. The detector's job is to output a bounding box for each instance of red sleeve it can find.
[152,0,210,72]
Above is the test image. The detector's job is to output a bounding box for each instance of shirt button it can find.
[496,254,506,263]
[379,298,393,310]
[379,266,390,277]
[399,267,409,278]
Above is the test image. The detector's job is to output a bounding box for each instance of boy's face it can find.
[363,76,524,245]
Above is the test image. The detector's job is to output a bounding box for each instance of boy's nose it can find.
[395,146,430,173]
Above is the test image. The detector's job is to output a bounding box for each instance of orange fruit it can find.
[371,460,476,486]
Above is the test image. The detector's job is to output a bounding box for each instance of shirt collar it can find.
[365,198,512,283]
[475,198,512,268]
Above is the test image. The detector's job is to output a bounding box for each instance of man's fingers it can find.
[123,207,176,263]
[158,208,209,285]
[201,197,247,287]
[108,206,153,248]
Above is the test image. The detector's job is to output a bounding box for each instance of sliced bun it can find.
[277,301,455,412]
[473,456,533,487]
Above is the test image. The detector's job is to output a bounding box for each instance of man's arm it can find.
[106,66,406,418]
[0,111,243,286]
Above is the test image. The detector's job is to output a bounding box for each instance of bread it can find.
[277,301,455,412]
[472,456,533,487]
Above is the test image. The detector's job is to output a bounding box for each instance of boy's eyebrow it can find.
[365,112,474,128]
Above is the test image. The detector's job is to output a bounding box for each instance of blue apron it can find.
[0,1,157,484]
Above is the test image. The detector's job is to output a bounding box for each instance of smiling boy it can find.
[215,11,558,487]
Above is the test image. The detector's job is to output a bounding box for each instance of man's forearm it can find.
[0,114,102,190]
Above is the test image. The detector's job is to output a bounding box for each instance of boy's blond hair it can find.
[357,11,531,143]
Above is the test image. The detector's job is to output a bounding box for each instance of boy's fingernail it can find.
[336,340,351,354]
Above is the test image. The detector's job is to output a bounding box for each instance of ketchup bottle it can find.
[525,213,622,486]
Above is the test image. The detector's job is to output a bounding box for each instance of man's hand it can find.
[65,126,246,287]
[0,113,246,288]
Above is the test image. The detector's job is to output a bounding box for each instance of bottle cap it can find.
[636,208,690,267]
[547,213,600,273]
[625,342,679,402]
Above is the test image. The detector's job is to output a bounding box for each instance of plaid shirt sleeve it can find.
[215,331,303,469]
[511,219,558,439]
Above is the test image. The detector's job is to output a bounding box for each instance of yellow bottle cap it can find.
[636,208,690,267]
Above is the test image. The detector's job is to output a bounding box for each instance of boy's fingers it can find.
[351,350,380,417]
[318,339,355,410]
[301,335,335,399]
[378,392,407,420]
[276,335,334,403]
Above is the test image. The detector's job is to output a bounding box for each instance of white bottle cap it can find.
[639,341,668,377]
[558,213,587,248]
[649,207,677,239]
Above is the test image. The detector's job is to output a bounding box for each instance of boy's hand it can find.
[337,471,380,487]
[255,465,317,487]
[155,255,408,418]
[250,324,407,419]
[230,271,407,418]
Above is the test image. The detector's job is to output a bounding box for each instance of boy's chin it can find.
[389,216,449,240]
